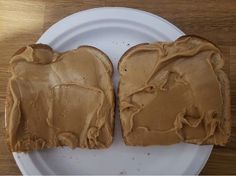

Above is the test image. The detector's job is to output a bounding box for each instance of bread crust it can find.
[79,45,114,76]
[118,43,149,71]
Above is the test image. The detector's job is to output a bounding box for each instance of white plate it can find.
[13,7,213,175]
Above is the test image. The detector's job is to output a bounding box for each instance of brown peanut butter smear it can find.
[6,44,115,152]
[118,35,231,146]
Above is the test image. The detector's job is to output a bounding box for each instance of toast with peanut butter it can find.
[118,35,231,146]
[6,44,115,152]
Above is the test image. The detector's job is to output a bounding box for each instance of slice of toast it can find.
[6,44,115,152]
[118,35,231,146]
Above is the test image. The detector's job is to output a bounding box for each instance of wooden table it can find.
[0,0,236,174]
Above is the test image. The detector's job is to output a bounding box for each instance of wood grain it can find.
[0,0,235,174]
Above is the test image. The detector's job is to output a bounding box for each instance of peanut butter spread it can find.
[118,36,231,146]
[6,44,115,152]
